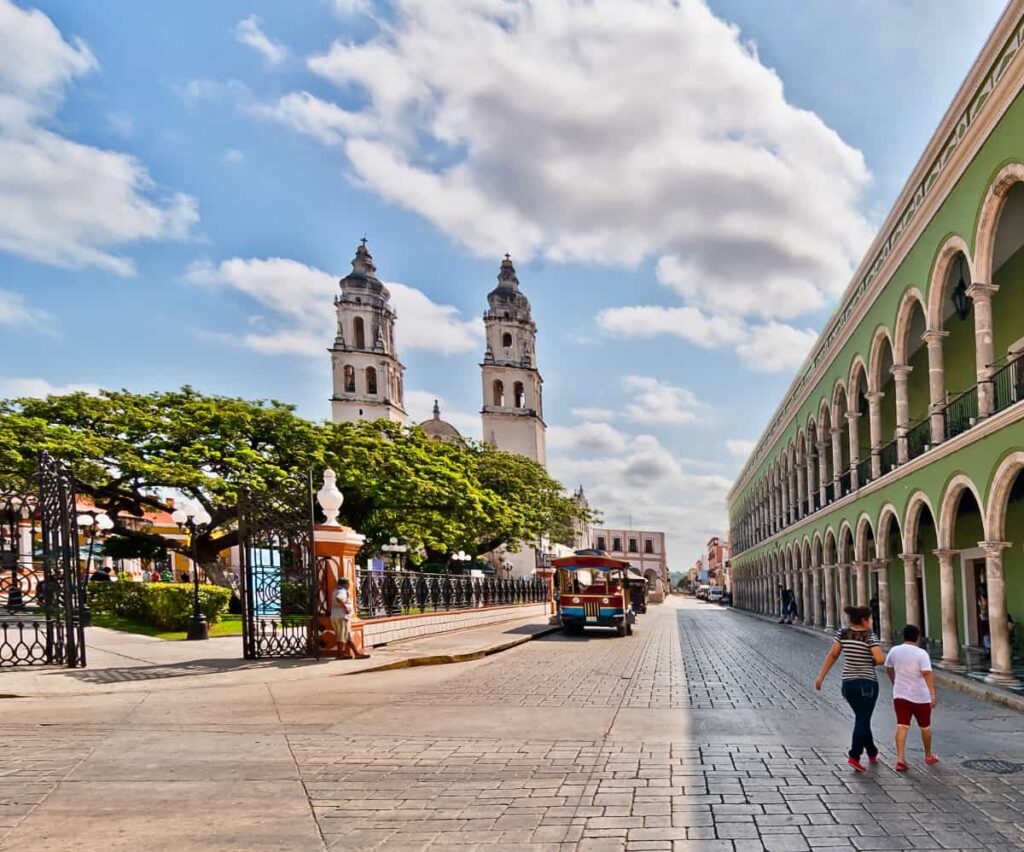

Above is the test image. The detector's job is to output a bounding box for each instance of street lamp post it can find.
[452,550,471,575]
[171,500,213,641]
[76,510,113,626]
[501,558,513,580]
[382,536,408,571]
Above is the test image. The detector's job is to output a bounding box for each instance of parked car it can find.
[707,586,723,604]
[696,585,710,600]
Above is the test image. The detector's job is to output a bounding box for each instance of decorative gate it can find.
[239,479,325,659]
[0,453,85,667]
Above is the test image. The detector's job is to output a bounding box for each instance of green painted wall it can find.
[730,86,1024,516]
[906,340,931,424]
[992,243,1024,357]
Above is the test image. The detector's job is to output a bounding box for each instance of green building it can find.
[728,4,1024,686]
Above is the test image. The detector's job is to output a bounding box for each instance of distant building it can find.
[590,527,668,597]
[417,399,463,444]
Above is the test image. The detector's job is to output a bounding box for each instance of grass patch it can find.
[91,613,244,641]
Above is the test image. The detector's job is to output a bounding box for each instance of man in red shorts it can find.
[884,624,938,771]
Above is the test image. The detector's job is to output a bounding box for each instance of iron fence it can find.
[943,385,979,441]
[992,352,1024,415]
[825,481,835,505]
[839,469,852,498]
[906,418,931,461]
[879,439,899,476]
[356,569,548,619]
[855,457,871,489]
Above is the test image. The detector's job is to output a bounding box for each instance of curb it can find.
[734,606,1024,713]
[346,624,562,675]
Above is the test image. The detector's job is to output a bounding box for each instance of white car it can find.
[707,586,723,603]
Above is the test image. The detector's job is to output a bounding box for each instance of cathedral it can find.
[329,240,547,462]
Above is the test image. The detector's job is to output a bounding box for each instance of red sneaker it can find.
[848,757,867,772]
[895,762,909,772]
[868,753,879,765]
[925,755,939,766]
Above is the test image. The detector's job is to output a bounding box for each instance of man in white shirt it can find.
[884,624,937,771]
[331,577,368,660]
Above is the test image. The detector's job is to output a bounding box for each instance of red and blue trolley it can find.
[552,551,636,637]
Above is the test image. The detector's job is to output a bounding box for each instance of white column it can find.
[817,441,829,505]
[854,562,869,607]
[796,455,807,520]
[866,390,883,479]
[892,365,912,464]
[981,541,1017,685]
[924,329,948,445]
[806,449,817,514]
[802,568,813,626]
[812,566,823,628]
[874,559,892,647]
[823,563,836,631]
[934,549,961,668]
[837,563,850,624]
[847,411,861,490]
[968,282,998,418]
[900,553,922,628]
[831,427,843,493]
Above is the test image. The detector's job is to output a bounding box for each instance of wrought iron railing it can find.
[356,568,548,619]
[855,457,871,489]
[839,469,852,498]
[991,352,1024,415]
[906,418,931,461]
[825,481,835,505]
[879,439,899,476]
[942,385,979,441]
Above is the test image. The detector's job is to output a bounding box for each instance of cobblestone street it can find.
[4,597,1024,850]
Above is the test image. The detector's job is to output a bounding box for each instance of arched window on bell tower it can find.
[354,316,366,349]
[493,379,504,407]
[366,366,378,395]
[514,381,525,408]
[343,365,355,393]
[502,332,513,357]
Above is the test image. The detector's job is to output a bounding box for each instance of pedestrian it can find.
[884,624,938,772]
[869,595,880,637]
[331,577,369,660]
[815,604,886,772]
[781,587,795,623]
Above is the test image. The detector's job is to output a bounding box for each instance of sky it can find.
[0,0,1010,569]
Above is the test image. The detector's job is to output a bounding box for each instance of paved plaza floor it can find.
[3,598,1024,850]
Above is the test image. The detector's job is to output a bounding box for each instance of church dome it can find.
[418,400,463,443]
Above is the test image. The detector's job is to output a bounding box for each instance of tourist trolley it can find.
[552,550,637,637]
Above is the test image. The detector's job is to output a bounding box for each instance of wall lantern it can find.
[951,256,972,320]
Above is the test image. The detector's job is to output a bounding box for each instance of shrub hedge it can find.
[90,582,232,630]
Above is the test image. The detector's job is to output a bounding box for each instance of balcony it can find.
[856,457,872,488]
[906,418,931,461]
[879,439,899,476]
[943,385,978,441]
[992,352,1024,415]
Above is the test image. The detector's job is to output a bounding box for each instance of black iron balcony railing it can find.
[992,352,1024,415]
[825,481,835,505]
[879,439,899,476]
[943,385,979,441]
[800,498,809,517]
[906,418,930,461]
[356,568,547,619]
[839,469,852,498]
[856,457,871,488]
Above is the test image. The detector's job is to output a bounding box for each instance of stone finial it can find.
[317,469,344,526]
[433,399,441,419]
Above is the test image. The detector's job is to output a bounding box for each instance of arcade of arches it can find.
[730,11,1024,687]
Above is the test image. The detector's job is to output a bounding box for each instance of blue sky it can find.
[0,0,1008,567]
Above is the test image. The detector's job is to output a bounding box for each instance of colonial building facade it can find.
[590,527,669,596]
[729,3,1024,686]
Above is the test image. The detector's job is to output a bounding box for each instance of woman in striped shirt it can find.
[815,605,887,771]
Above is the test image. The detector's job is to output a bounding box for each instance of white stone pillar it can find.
[847,411,862,490]
[837,563,850,624]
[854,562,869,607]
[874,559,892,647]
[900,553,922,629]
[823,563,836,631]
[934,549,961,668]
[802,568,814,626]
[981,541,1017,685]
[806,450,817,514]
[924,329,949,445]
[892,365,912,464]
[866,390,883,479]
[831,427,844,494]
[968,282,999,418]
[796,456,807,520]
[812,566,823,628]
[817,441,829,505]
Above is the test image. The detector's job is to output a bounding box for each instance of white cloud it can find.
[0,0,197,275]
[0,289,53,334]
[329,0,372,16]
[571,406,617,421]
[405,389,481,439]
[548,422,629,454]
[107,111,134,138]
[174,78,250,106]
[597,304,818,374]
[726,439,756,458]
[621,376,706,426]
[185,254,481,357]
[257,0,871,327]
[222,148,245,164]
[233,15,287,66]
[0,377,100,398]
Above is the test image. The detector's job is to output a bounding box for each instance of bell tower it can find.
[329,239,406,423]
[480,254,546,465]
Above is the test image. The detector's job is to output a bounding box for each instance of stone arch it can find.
[974,162,1024,283]
[849,356,869,401]
[867,326,895,394]
[365,366,378,395]
[812,532,823,566]
[854,513,875,562]
[902,491,937,554]
[893,287,929,365]
[876,504,902,559]
[824,528,837,564]
[838,521,855,563]
[986,449,1024,541]
[801,536,813,570]
[926,234,975,332]
[353,316,366,350]
[937,473,987,550]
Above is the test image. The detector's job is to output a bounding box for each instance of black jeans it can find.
[841,678,879,760]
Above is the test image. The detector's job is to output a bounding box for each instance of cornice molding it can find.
[731,2,1024,501]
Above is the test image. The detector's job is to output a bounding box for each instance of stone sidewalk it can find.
[0,611,558,698]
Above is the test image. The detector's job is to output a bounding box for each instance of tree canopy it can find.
[0,387,592,578]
